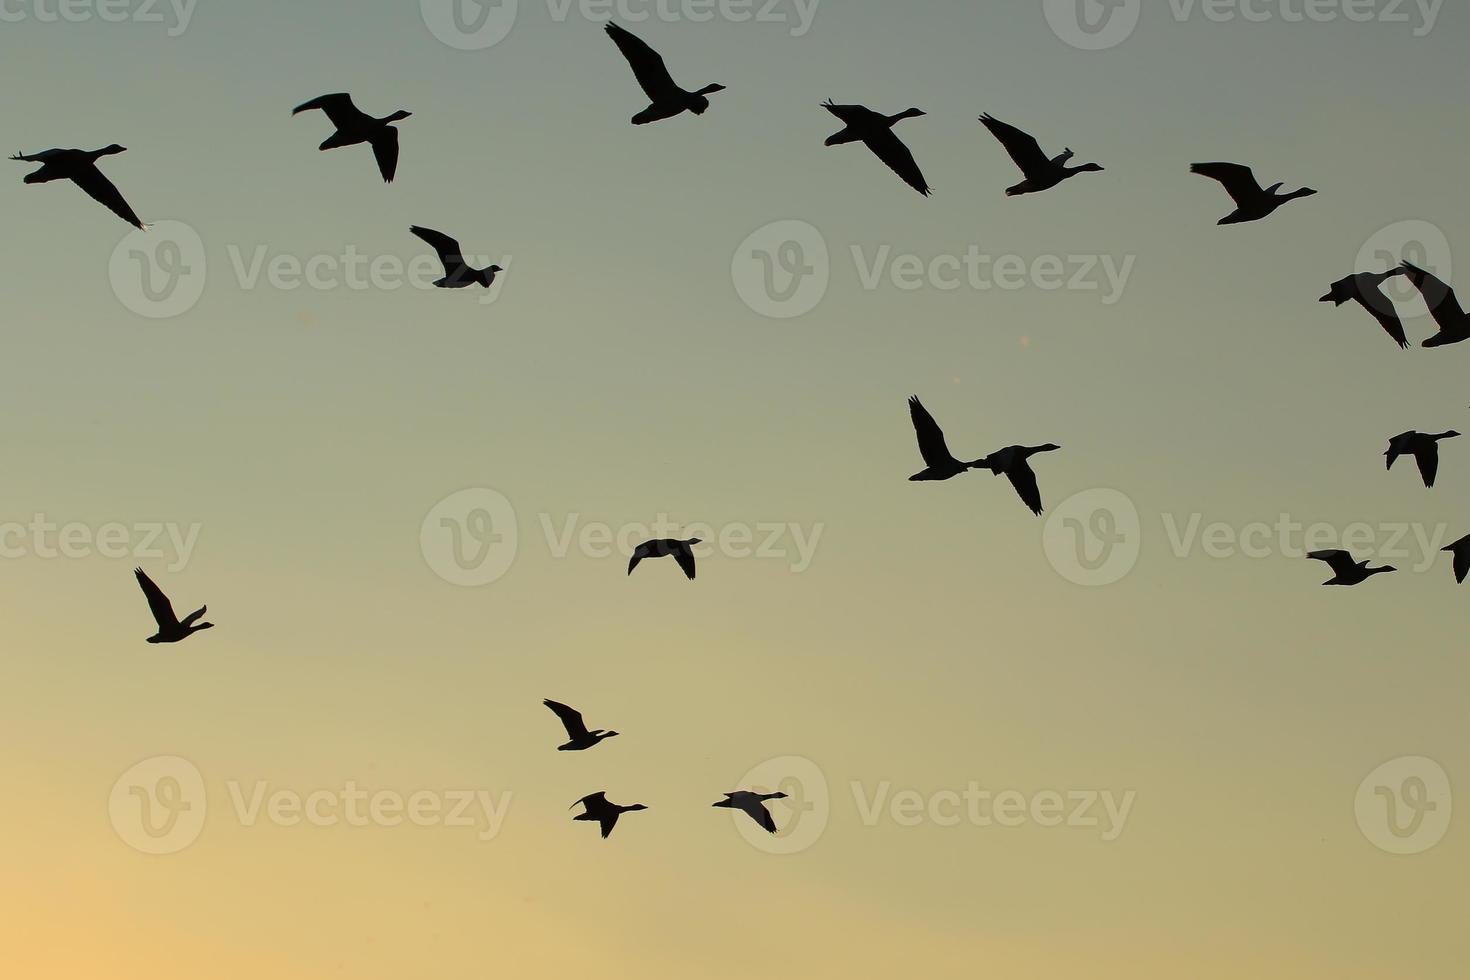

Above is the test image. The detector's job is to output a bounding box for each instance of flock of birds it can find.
[12,19,1470,841]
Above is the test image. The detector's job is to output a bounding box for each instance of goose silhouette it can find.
[292,93,411,182]
[605,22,724,124]
[979,114,1103,197]
[823,101,930,196]
[1191,162,1316,224]
[11,146,146,229]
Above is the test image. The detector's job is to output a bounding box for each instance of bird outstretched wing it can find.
[1191,162,1264,206]
[134,568,179,630]
[605,23,680,103]
[908,396,957,469]
[544,699,591,739]
[980,114,1050,177]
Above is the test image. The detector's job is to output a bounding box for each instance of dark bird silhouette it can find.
[292,93,410,182]
[1442,534,1470,584]
[409,226,501,289]
[543,699,620,751]
[572,792,647,838]
[976,444,1061,516]
[11,146,145,229]
[1319,269,1409,349]
[134,568,213,644]
[907,395,981,481]
[628,537,700,580]
[1385,430,1460,488]
[823,100,930,196]
[1306,550,1397,586]
[604,23,725,125]
[1399,261,1470,348]
[978,114,1103,197]
[712,790,788,834]
[1190,162,1316,224]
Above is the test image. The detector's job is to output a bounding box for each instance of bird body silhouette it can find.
[712,791,788,834]
[1320,269,1409,349]
[572,792,648,838]
[292,93,410,182]
[605,23,724,124]
[1307,550,1396,586]
[1191,162,1316,224]
[1385,430,1460,488]
[543,699,619,751]
[410,226,501,288]
[823,101,930,195]
[1442,535,1470,585]
[976,444,1061,516]
[628,537,700,579]
[134,568,213,644]
[11,145,145,229]
[1399,261,1470,348]
[979,114,1103,196]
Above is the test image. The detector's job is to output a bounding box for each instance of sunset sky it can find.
[1,2,1465,977]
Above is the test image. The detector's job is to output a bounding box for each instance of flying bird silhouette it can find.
[1319,269,1409,349]
[1190,162,1316,224]
[604,22,725,124]
[543,699,620,751]
[134,568,213,644]
[823,100,930,196]
[712,790,788,834]
[628,537,700,580]
[1306,550,1396,586]
[1385,430,1460,488]
[978,114,1103,197]
[907,395,981,481]
[11,146,146,229]
[409,226,501,289]
[1442,534,1470,584]
[292,93,411,182]
[572,792,648,838]
[976,444,1061,516]
[1399,261,1470,348]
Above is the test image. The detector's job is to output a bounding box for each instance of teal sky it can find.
[2,3,1466,978]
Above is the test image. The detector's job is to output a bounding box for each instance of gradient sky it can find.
[2,2,1466,977]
